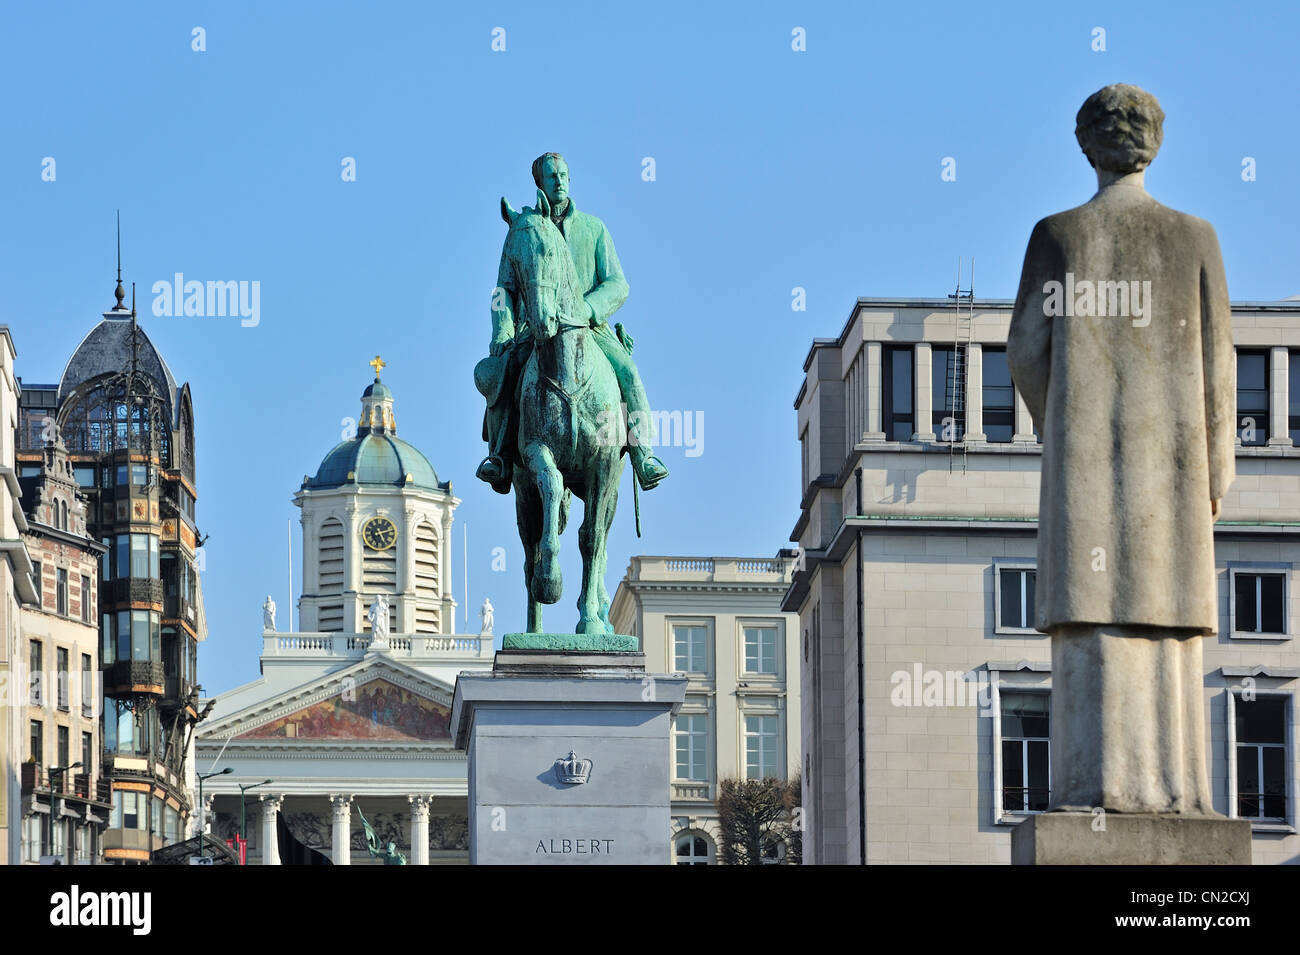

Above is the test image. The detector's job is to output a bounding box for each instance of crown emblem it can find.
[553,750,593,785]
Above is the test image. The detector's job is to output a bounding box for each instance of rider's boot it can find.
[627,413,669,491]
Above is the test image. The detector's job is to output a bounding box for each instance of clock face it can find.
[362,516,398,551]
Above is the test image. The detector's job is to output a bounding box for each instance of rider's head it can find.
[532,152,569,206]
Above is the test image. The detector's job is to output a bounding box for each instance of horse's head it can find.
[501,189,583,343]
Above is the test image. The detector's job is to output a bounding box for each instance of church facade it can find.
[196,365,493,864]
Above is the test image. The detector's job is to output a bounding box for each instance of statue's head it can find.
[1075,84,1164,174]
[531,152,569,206]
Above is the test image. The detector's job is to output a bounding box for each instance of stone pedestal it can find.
[1011,812,1253,865]
[451,649,686,865]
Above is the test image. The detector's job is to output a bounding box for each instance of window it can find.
[114,535,128,578]
[102,614,115,666]
[1236,350,1269,445]
[56,647,68,709]
[130,534,159,578]
[116,610,130,662]
[744,715,780,779]
[881,345,914,441]
[121,791,141,829]
[81,575,91,623]
[60,500,69,530]
[81,732,93,776]
[56,568,68,616]
[30,720,43,765]
[997,566,1037,631]
[29,640,42,706]
[1235,696,1287,821]
[674,714,708,781]
[744,626,779,674]
[1001,691,1050,813]
[1291,351,1300,445]
[674,832,713,865]
[57,725,69,769]
[31,560,42,608]
[982,348,1015,443]
[1232,570,1287,636]
[81,654,93,716]
[672,625,708,673]
[74,465,95,487]
[932,346,965,441]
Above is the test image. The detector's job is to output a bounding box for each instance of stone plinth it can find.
[451,650,686,865]
[1011,812,1253,865]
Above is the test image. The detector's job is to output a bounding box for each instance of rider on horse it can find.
[475,152,669,495]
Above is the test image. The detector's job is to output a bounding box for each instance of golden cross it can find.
[369,354,386,378]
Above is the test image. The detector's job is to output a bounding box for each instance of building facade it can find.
[610,554,801,864]
[17,281,208,862]
[17,436,110,862]
[786,297,1300,865]
[196,366,494,864]
[1,326,41,864]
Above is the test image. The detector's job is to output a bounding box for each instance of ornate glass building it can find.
[17,277,207,862]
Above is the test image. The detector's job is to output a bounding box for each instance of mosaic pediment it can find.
[238,679,451,741]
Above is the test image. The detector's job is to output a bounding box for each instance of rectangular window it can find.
[672,625,708,673]
[57,725,69,769]
[982,348,1015,443]
[131,535,149,578]
[1233,571,1287,636]
[56,568,68,616]
[81,654,93,716]
[81,575,92,623]
[100,538,112,581]
[81,731,93,775]
[30,720,43,766]
[74,465,95,487]
[744,715,780,779]
[31,560,42,608]
[932,346,965,441]
[1237,350,1270,445]
[881,345,915,442]
[743,626,779,674]
[675,714,708,781]
[130,463,147,486]
[56,647,69,709]
[115,535,129,578]
[116,464,128,487]
[132,610,150,662]
[1235,696,1286,820]
[1001,691,1050,813]
[29,640,42,706]
[116,610,130,662]
[102,613,115,666]
[1291,351,1300,446]
[122,791,140,829]
[998,568,1037,631]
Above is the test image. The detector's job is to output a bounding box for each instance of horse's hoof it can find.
[532,553,562,604]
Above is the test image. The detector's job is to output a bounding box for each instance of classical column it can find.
[864,342,885,441]
[330,794,352,866]
[965,343,985,441]
[408,794,430,865]
[1012,389,1036,443]
[914,343,936,441]
[260,795,282,865]
[1269,346,1291,446]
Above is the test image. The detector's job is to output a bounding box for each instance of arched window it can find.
[60,500,69,530]
[673,831,714,866]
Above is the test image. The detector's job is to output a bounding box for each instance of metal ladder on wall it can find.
[946,259,973,473]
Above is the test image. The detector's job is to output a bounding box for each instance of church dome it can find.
[307,433,442,490]
[303,360,446,492]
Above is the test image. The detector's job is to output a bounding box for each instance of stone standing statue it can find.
[1007,84,1235,815]
[479,597,494,636]
[472,154,666,640]
[262,595,276,632]
[367,594,390,649]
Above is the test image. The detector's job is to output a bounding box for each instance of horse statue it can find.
[500,189,625,635]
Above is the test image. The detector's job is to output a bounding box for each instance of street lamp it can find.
[238,779,274,853]
[197,767,233,859]
[46,762,82,865]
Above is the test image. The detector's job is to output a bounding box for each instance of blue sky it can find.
[3,1,1297,696]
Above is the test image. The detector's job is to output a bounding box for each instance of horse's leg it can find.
[592,456,620,634]
[575,482,602,634]
[513,472,543,633]
[525,443,564,606]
